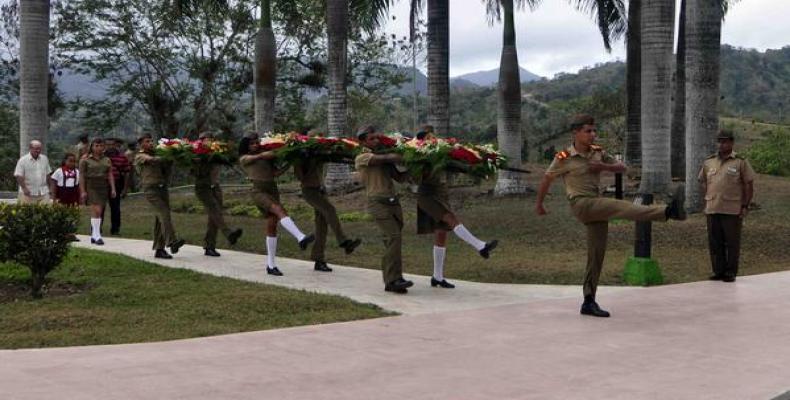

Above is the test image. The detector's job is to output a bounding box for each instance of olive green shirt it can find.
[355,151,397,198]
[193,161,221,187]
[79,155,111,179]
[545,144,616,200]
[294,159,324,189]
[698,152,756,215]
[240,154,275,182]
[134,151,171,187]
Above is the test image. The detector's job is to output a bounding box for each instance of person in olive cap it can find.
[191,131,243,257]
[535,114,687,318]
[354,126,414,294]
[698,129,756,283]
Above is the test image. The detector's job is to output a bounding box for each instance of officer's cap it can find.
[356,125,376,140]
[717,130,735,141]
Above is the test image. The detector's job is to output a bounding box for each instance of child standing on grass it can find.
[50,153,80,206]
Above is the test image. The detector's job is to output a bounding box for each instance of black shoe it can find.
[479,240,499,259]
[298,234,315,251]
[385,278,414,293]
[155,249,173,259]
[580,301,611,318]
[168,239,185,254]
[91,238,105,246]
[314,261,333,272]
[666,185,687,221]
[267,266,283,276]
[204,248,221,257]
[722,275,736,282]
[431,277,455,289]
[227,228,243,245]
[709,274,724,281]
[339,238,362,255]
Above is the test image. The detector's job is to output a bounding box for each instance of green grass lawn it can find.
[83,162,790,287]
[0,248,391,349]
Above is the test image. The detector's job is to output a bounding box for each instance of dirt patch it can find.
[0,281,94,303]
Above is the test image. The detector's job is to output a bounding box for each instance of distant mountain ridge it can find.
[451,67,543,86]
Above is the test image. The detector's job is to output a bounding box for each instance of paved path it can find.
[68,236,633,315]
[3,237,790,399]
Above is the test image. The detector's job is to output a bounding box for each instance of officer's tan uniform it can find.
[239,154,280,217]
[193,161,232,249]
[295,159,348,262]
[134,151,178,250]
[355,150,404,284]
[546,144,668,298]
[79,155,112,206]
[698,152,756,278]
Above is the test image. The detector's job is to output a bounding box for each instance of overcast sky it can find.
[383,0,790,78]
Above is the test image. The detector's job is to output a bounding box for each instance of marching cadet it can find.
[535,114,687,318]
[415,126,498,289]
[191,132,243,257]
[699,130,755,283]
[293,142,361,272]
[79,138,116,245]
[355,126,414,294]
[134,134,185,259]
[238,133,314,276]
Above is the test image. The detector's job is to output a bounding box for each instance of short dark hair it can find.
[570,114,595,132]
[356,125,376,140]
[416,131,428,140]
[137,133,153,144]
[61,152,76,166]
[238,135,257,157]
[78,134,89,143]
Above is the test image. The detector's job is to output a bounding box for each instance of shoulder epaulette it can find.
[556,150,570,160]
[590,144,603,151]
[705,153,717,159]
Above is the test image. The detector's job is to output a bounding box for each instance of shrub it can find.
[338,211,372,222]
[227,204,262,218]
[0,203,80,298]
[743,130,790,176]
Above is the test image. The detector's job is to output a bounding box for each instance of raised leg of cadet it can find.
[581,221,610,317]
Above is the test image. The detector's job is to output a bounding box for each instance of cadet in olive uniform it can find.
[192,132,243,257]
[354,126,414,294]
[535,115,686,317]
[134,134,185,259]
[699,130,755,282]
[79,138,116,245]
[294,155,361,272]
[238,134,314,276]
[415,126,498,289]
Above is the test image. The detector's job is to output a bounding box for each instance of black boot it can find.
[298,234,315,251]
[204,248,221,257]
[314,261,333,272]
[339,238,362,255]
[168,239,186,254]
[155,249,173,259]
[385,278,414,294]
[227,228,243,245]
[479,240,499,259]
[580,296,610,318]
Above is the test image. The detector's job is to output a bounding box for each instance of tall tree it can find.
[625,0,641,166]
[639,0,675,193]
[670,0,687,179]
[254,0,276,133]
[19,0,49,155]
[426,0,449,135]
[684,0,724,211]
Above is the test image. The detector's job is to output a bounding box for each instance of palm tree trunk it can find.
[427,0,449,136]
[323,0,354,192]
[638,0,674,194]
[684,0,722,212]
[19,0,50,155]
[254,0,276,133]
[670,0,687,179]
[624,0,641,167]
[494,0,528,196]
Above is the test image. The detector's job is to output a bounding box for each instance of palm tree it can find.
[254,0,276,133]
[639,0,675,194]
[670,0,687,179]
[684,0,725,212]
[426,0,449,136]
[19,0,50,155]
[624,0,641,166]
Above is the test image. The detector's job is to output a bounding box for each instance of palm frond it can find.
[482,0,541,26]
[571,0,626,52]
[409,0,424,42]
[350,0,394,34]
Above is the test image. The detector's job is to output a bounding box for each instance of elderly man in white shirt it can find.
[14,140,52,204]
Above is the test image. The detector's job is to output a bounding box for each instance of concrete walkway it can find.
[3,237,790,399]
[68,236,633,315]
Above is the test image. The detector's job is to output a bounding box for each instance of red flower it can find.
[378,135,397,147]
[261,142,285,151]
[449,146,482,164]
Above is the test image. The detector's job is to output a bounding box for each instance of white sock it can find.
[266,236,278,269]
[433,246,446,281]
[453,224,486,251]
[279,217,306,242]
[90,218,102,240]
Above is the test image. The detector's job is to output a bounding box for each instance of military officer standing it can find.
[134,134,185,259]
[192,132,243,257]
[355,126,414,294]
[294,153,361,272]
[699,130,755,282]
[535,114,686,318]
